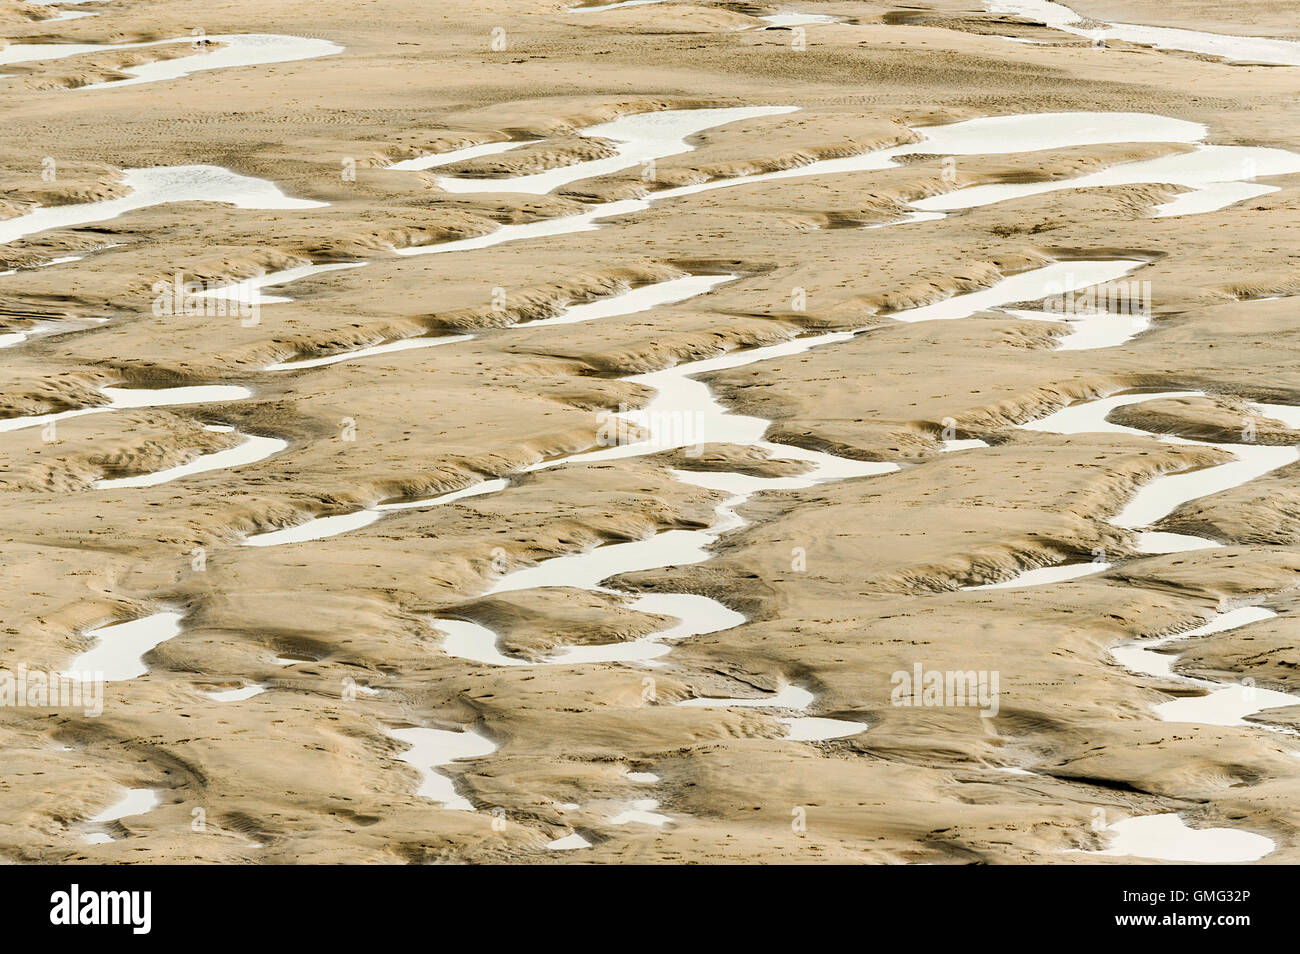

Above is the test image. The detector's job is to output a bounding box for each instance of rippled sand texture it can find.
[2,0,1300,864]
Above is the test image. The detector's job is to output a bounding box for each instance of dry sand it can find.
[1,0,1298,863]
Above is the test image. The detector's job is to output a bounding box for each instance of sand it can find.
[1,0,1299,864]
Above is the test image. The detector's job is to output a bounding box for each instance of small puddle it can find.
[676,683,867,741]
[0,317,115,349]
[608,798,671,826]
[570,0,670,10]
[434,617,532,667]
[93,426,286,489]
[241,477,508,547]
[0,34,342,89]
[677,684,815,709]
[985,0,1300,67]
[193,262,362,307]
[201,683,267,702]
[528,273,736,327]
[388,139,540,172]
[759,14,842,28]
[64,610,184,682]
[780,716,870,741]
[0,384,252,434]
[914,144,1300,217]
[890,260,1143,323]
[965,561,1112,590]
[1003,307,1150,351]
[243,509,384,548]
[30,4,100,23]
[1088,813,1274,862]
[265,333,471,371]
[546,832,592,850]
[385,726,496,811]
[0,165,324,247]
[81,788,159,844]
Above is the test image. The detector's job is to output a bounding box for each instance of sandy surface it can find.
[1,0,1299,863]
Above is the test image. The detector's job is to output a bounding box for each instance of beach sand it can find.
[1,0,1298,863]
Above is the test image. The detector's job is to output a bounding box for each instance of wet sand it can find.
[2,0,1300,864]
